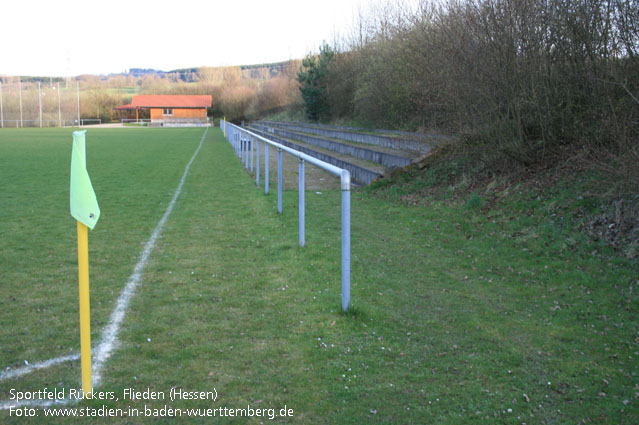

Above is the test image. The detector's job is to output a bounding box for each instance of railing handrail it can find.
[220,120,352,312]
[226,122,351,189]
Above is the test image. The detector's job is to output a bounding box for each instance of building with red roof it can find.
[115,95,212,126]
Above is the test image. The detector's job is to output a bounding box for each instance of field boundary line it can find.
[0,354,80,382]
[93,127,208,384]
[0,128,208,410]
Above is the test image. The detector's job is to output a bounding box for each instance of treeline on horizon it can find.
[297,0,638,191]
[0,61,301,126]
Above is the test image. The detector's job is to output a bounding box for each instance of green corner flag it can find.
[70,131,100,230]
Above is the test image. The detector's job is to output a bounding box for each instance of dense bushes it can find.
[298,0,639,190]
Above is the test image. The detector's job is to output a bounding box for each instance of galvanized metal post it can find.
[265,144,269,194]
[299,158,305,247]
[341,170,351,312]
[0,81,3,128]
[38,82,42,128]
[256,139,260,186]
[76,81,81,127]
[57,82,62,127]
[18,79,23,128]
[244,135,248,169]
[250,135,254,172]
[277,147,283,214]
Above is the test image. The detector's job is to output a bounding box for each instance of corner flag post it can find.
[77,220,92,394]
[70,130,100,395]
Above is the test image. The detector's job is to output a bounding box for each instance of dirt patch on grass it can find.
[583,198,639,259]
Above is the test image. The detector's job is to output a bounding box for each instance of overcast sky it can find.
[0,0,382,77]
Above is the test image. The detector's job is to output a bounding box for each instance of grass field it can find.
[0,128,637,424]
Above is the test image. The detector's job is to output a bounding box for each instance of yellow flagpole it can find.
[77,220,92,395]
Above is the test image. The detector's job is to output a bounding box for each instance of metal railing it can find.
[221,120,352,312]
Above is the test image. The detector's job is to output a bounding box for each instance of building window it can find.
[163,108,173,116]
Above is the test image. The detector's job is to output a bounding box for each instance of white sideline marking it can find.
[0,354,80,382]
[0,128,208,410]
[0,397,68,410]
[92,127,207,385]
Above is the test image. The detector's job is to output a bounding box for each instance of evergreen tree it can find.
[297,43,334,121]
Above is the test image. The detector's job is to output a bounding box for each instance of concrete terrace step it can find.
[278,120,455,143]
[248,126,384,185]
[252,123,414,169]
[254,123,421,157]
[249,125,386,174]
[257,121,441,154]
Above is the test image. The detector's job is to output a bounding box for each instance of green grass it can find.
[1,128,202,375]
[1,128,637,424]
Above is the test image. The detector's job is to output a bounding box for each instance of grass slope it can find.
[0,128,637,424]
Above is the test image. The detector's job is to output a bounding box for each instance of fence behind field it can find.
[0,80,100,128]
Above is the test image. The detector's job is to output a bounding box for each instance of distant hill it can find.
[126,68,168,77]
[125,62,292,79]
